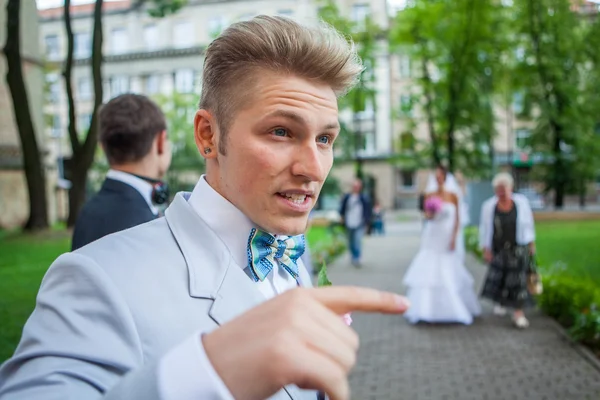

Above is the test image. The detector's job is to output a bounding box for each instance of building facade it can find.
[0,0,58,229]
[38,0,600,214]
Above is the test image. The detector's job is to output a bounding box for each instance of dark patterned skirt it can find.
[481,245,535,309]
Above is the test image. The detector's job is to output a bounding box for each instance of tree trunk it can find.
[63,0,80,154]
[3,0,49,230]
[552,125,565,209]
[578,180,586,209]
[66,0,104,227]
[419,53,441,166]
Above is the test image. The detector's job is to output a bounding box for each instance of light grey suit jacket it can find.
[0,193,316,400]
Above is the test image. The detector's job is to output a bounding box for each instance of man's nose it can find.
[290,142,326,182]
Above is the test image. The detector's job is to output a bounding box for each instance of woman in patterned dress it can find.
[479,173,537,329]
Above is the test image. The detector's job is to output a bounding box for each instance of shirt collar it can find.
[106,169,158,215]
[187,175,258,269]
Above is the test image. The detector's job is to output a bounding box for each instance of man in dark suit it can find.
[339,178,372,267]
[71,94,172,250]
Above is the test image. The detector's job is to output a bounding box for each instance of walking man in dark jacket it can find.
[339,178,371,267]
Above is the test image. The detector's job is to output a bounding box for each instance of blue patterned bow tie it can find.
[246,228,306,282]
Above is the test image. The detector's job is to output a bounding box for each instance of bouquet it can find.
[424,195,443,215]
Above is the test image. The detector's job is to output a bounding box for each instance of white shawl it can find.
[479,193,535,250]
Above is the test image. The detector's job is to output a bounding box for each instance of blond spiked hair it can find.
[199,15,363,153]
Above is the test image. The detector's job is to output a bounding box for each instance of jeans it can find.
[346,226,364,262]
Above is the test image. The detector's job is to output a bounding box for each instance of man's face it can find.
[204,74,339,235]
[435,168,445,187]
[352,180,362,194]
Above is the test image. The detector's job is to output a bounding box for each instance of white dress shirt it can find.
[158,175,307,400]
[106,169,159,215]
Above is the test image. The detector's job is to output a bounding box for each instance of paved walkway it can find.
[327,219,600,400]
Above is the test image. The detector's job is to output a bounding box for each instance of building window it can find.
[46,73,61,103]
[512,91,524,114]
[173,21,194,48]
[208,16,228,37]
[174,69,195,93]
[74,32,91,59]
[110,76,130,97]
[111,27,128,54]
[399,132,415,151]
[78,113,92,132]
[45,34,60,60]
[515,128,531,151]
[145,75,160,94]
[399,55,411,78]
[401,170,415,189]
[143,24,159,50]
[356,99,375,120]
[51,114,62,138]
[351,4,370,28]
[77,77,92,100]
[400,94,412,116]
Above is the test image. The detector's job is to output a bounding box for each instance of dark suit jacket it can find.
[71,178,157,250]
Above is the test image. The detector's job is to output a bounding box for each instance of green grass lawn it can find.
[0,231,70,361]
[306,225,334,248]
[536,220,600,285]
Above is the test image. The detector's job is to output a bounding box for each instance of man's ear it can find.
[194,109,218,159]
[156,130,167,155]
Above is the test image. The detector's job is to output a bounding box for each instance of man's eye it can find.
[318,135,331,144]
[273,128,288,137]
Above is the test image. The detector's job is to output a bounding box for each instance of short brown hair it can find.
[199,15,363,153]
[99,94,167,165]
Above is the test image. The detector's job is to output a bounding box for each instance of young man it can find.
[0,16,408,400]
[339,179,372,267]
[71,94,172,250]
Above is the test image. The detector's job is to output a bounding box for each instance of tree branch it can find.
[63,0,80,153]
[82,0,104,159]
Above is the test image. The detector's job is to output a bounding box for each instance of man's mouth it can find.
[279,193,308,204]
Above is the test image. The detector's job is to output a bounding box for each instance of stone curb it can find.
[548,317,600,374]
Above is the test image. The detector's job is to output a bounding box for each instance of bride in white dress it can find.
[403,166,481,325]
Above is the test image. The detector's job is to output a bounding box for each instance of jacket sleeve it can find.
[0,252,162,400]
[514,194,536,245]
[339,194,348,220]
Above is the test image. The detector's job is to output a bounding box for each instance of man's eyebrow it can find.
[265,110,340,130]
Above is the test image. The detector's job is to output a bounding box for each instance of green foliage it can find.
[152,92,205,194]
[145,0,187,18]
[317,262,332,287]
[511,0,600,206]
[318,0,382,176]
[321,175,342,197]
[389,0,510,174]
[306,224,347,272]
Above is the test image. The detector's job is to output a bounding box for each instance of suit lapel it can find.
[208,262,267,326]
[165,194,313,400]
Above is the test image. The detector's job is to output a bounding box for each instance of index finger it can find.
[308,286,410,315]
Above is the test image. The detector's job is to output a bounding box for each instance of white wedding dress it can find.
[403,201,481,325]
